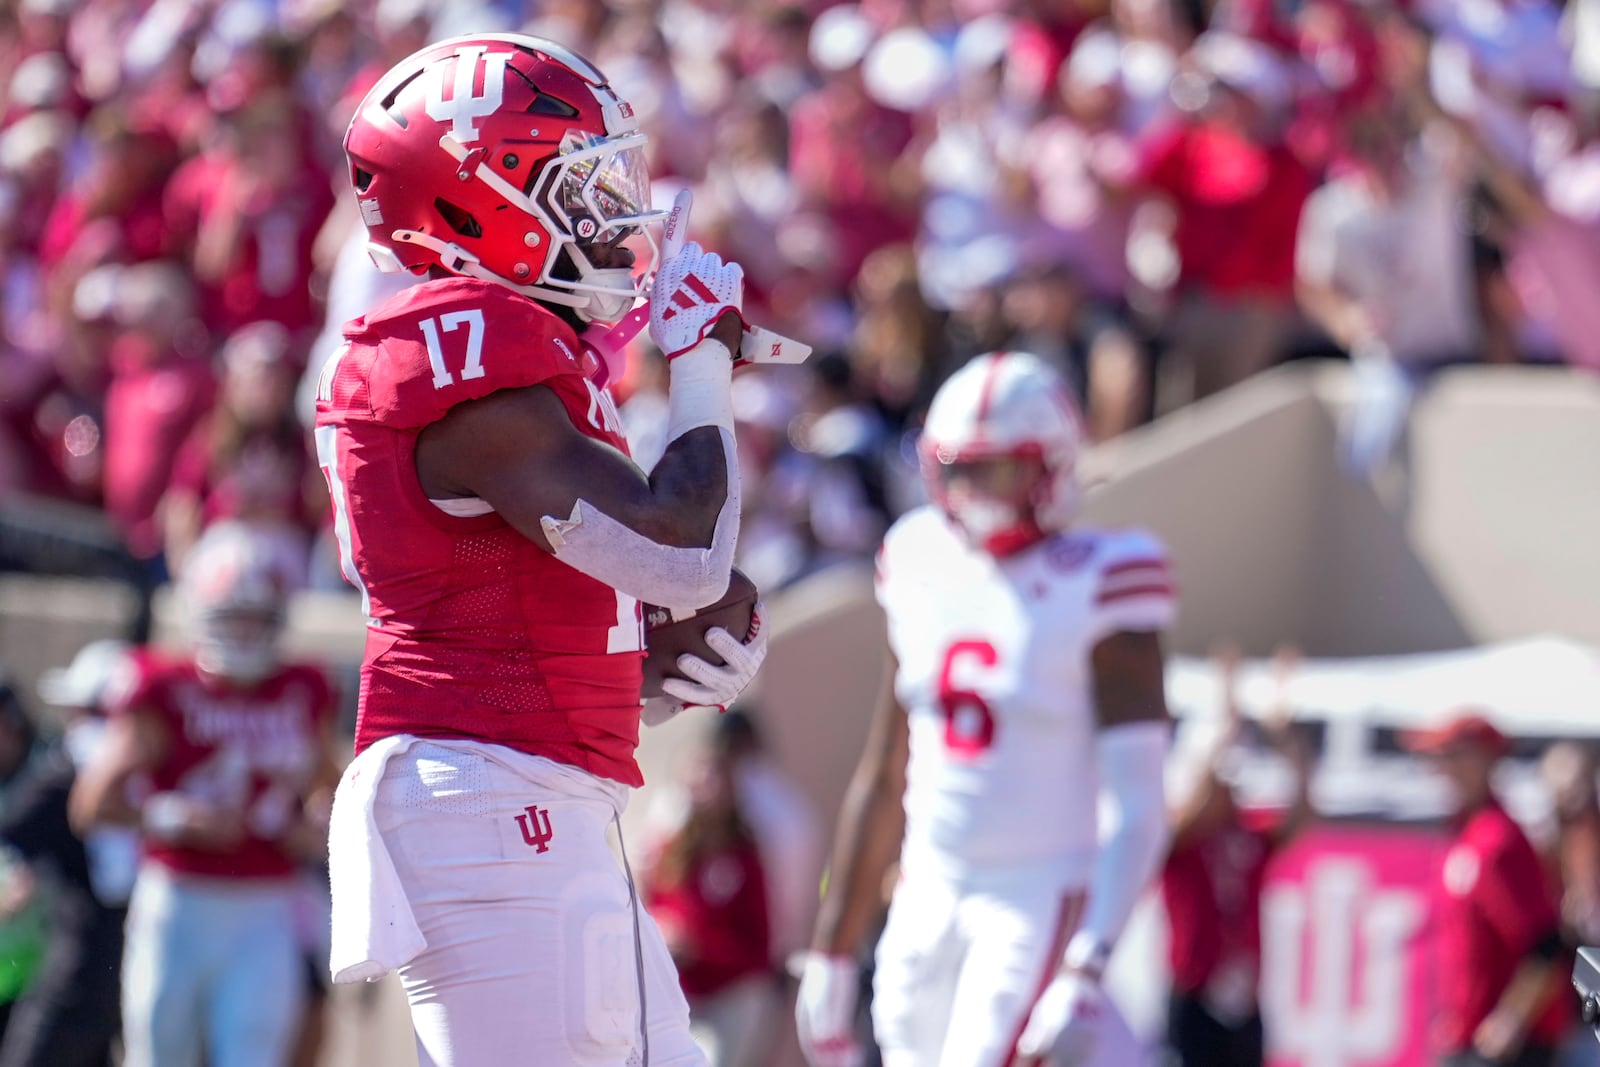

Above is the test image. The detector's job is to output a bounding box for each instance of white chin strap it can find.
[380,232,639,321]
[576,268,640,323]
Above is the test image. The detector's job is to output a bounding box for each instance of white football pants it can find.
[373,740,705,1067]
[121,865,304,1067]
[872,870,1148,1067]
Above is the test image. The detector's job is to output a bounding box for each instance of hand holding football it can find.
[640,568,759,698]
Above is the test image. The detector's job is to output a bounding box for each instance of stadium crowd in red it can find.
[1,0,1597,596]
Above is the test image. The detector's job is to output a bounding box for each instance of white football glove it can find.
[795,953,863,1067]
[1017,971,1104,1066]
[649,240,743,358]
[658,602,767,712]
[649,194,742,360]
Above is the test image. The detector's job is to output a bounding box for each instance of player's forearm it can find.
[1075,722,1170,962]
[1505,957,1557,1022]
[281,818,331,863]
[67,773,141,835]
[649,335,737,545]
[540,340,740,610]
[812,773,904,956]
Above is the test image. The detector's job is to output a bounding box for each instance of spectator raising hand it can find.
[1162,641,1315,1067]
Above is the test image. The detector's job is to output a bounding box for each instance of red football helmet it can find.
[344,34,665,322]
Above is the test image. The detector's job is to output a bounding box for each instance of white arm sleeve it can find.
[538,340,740,613]
[1071,720,1170,964]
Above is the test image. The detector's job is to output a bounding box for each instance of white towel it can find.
[328,734,426,984]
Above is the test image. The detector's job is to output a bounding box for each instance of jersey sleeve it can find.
[103,650,171,723]
[1089,528,1177,642]
[366,280,589,429]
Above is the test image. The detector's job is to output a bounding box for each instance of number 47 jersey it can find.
[314,277,650,787]
[876,507,1177,882]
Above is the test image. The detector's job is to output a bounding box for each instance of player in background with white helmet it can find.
[796,351,1175,1067]
[68,523,343,1067]
[314,33,772,1067]
[0,637,137,1067]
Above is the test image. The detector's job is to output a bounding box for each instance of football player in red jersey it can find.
[314,34,768,1067]
[68,524,342,1067]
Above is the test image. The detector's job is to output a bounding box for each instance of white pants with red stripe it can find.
[365,739,706,1067]
[871,870,1147,1067]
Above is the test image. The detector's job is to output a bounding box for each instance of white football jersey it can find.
[877,507,1176,881]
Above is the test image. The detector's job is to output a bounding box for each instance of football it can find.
[641,568,760,698]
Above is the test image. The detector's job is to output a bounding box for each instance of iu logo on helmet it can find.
[426,45,509,144]
[514,805,554,853]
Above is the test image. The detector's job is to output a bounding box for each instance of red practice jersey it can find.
[112,651,334,879]
[314,278,649,786]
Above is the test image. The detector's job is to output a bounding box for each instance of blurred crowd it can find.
[3,0,1600,598]
[0,5,1597,1065]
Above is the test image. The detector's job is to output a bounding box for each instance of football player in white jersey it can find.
[796,351,1175,1067]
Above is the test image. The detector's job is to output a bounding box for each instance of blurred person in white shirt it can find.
[1295,99,1479,473]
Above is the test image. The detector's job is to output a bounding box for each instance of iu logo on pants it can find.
[514,805,554,853]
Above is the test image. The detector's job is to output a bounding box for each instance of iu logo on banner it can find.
[1260,824,1442,1067]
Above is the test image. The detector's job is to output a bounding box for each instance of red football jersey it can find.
[113,650,334,879]
[314,278,649,786]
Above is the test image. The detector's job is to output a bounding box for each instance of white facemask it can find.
[950,495,1022,544]
[194,635,279,684]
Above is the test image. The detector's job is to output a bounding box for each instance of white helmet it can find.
[180,525,293,683]
[918,351,1084,554]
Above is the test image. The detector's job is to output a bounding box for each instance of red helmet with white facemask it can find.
[918,351,1085,556]
[343,34,665,322]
